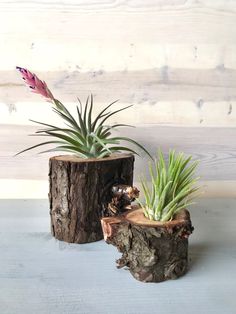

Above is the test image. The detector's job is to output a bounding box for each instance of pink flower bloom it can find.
[16,66,54,101]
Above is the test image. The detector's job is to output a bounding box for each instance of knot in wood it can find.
[105,185,139,217]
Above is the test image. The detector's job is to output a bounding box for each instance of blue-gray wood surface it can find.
[0,199,235,314]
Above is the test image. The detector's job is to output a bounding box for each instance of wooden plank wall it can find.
[0,0,236,198]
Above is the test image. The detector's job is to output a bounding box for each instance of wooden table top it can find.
[0,198,235,314]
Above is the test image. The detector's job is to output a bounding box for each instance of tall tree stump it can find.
[49,154,134,244]
[101,208,193,282]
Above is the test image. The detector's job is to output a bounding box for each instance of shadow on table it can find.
[188,242,213,271]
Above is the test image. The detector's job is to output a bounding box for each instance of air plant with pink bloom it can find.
[16,67,151,159]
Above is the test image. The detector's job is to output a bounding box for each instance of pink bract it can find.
[16,66,54,101]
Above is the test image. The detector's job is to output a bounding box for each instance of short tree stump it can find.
[49,154,134,244]
[101,208,193,282]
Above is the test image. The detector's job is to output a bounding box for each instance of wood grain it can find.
[2,68,236,102]
[1,124,236,181]
[1,0,236,126]
[1,0,236,197]
[1,68,236,126]
[1,1,236,48]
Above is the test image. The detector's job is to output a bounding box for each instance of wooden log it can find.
[101,208,193,282]
[49,154,134,244]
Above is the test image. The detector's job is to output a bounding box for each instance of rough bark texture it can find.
[101,208,193,282]
[49,154,134,244]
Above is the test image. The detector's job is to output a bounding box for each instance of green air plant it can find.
[138,150,199,222]
[16,67,151,159]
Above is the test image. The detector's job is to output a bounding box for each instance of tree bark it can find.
[101,208,193,282]
[49,154,134,244]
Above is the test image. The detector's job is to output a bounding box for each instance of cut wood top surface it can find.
[101,208,191,228]
[51,153,133,163]
[125,208,190,228]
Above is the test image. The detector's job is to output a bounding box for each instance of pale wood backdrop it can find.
[0,0,236,198]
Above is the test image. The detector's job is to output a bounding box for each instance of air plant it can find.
[137,150,199,222]
[16,67,151,159]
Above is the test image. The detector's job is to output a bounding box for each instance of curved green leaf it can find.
[109,136,152,160]
[14,140,64,156]
[91,99,119,131]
